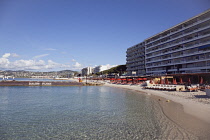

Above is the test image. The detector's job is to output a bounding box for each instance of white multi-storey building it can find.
[94,65,110,73]
[126,9,210,76]
[81,67,93,76]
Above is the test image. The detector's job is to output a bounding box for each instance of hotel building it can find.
[81,65,114,76]
[126,42,145,76]
[93,65,110,73]
[126,9,210,76]
[81,67,93,76]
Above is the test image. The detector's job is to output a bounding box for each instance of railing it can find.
[146,16,210,46]
[146,23,210,52]
[146,58,210,69]
[146,38,210,60]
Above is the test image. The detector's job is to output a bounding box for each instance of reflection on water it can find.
[0,86,197,139]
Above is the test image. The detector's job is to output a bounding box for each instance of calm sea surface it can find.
[0,86,197,139]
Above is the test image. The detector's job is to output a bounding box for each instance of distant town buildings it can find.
[81,65,115,76]
[0,70,75,78]
[126,9,210,76]
[94,65,110,73]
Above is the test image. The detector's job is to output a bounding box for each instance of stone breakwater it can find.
[0,81,84,86]
[83,82,104,86]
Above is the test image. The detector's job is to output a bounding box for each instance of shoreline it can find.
[104,83,210,139]
[104,83,210,124]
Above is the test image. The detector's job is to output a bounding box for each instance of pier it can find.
[0,81,84,86]
[0,80,105,86]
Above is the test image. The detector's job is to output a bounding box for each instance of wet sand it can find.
[104,83,210,139]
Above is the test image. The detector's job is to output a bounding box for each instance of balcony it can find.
[146,16,210,46]
[146,35,210,60]
[146,56,210,69]
[146,20,210,51]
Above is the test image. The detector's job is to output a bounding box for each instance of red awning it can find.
[160,79,164,84]
[188,78,191,84]
[165,79,169,84]
[200,77,203,84]
[173,78,177,84]
[180,77,183,84]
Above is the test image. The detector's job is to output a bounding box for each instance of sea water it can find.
[0,86,197,139]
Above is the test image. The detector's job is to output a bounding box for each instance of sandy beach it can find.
[73,78,210,138]
[103,82,210,139]
[104,83,210,121]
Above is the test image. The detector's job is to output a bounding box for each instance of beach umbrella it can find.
[160,78,164,84]
[165,78,169,84]
[133,78,138,84]
[143,78,147,81]
[150,79,153,84]
[188,78,191,84]
[127,79,132,81]
[127,79,133,84]
[180,77,183,84]
[173,78,177,85]
[200,77,203,84]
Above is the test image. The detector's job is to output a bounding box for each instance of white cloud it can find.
[73,62,82,68]
[12,59,46,70]
[33,54,49,59]
[44,48,57,51]
[71,62,82,70]
[2,53,19,58]
[0,57,10,68]
[72,59,76,62]
[2,53,11,58]
[0,53,70,70]
[0,53,11,69]
[11,53,19,57]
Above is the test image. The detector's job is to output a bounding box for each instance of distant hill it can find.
[50,70,77,73]
[1,70,77,73]
[0,69,78,78]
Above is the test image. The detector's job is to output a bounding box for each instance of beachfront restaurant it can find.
[146,73,210,91]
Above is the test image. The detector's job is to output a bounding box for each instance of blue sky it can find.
[0,0,209,71]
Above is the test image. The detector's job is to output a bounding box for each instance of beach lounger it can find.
[187,86,198,92]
